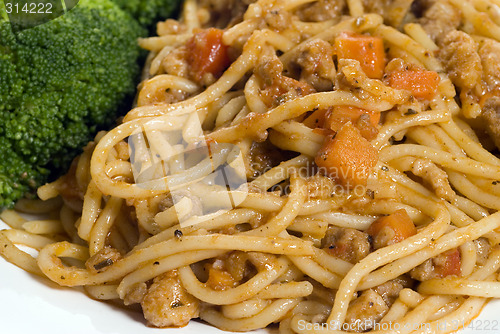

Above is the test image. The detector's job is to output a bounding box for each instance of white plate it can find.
[0,218,497,334]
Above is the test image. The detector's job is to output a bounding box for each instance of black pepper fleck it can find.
[171,301,184,308]
[174,229,183,239]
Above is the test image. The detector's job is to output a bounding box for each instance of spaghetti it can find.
[3,0,500,333]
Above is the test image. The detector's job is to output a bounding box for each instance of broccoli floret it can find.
[0,0,145,209]
[111,0,182,30]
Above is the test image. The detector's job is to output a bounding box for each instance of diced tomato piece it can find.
[321,226,371,264]
[335,31,386,79]
[325,105,380,140]
[326,106,380,131]
[367,209,417,249]
[435,249,461,278]
[260,76,315,108]
[303,108,329,128]
[303,106,380,140]
[388,70,440,100]
[315,122,378,187]
[186,28,230,82]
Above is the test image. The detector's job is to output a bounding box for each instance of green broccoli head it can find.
[0,0,144,209]
[111,0,182,31]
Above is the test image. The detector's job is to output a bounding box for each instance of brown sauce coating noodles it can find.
[3,0,500,333]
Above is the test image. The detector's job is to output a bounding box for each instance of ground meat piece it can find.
[255,54,283,86]
[409,158,455,201]
[162,47,189,79]
[355,112,379,141]
[295,0,346,22]
[479,39,500,92]
[344,289,389,332]
[419,0,461,43]
[141,271,200,328]
[264,5,292,31]
[246,140,288,179]
[439,30,482,90]
[288,39,336,91]
[255,54,315,108]
[124,282,148,305]
[157,19,186,36]
[199,0,255,27]
[410,248,461,281]
[473,237,491,266]
[373,276,414,306]
[362,0,384,16]
[226,251,253,282]
[321,226,372,264]
[138,79,190,105]
[363,0,414,27]
[481,97,500,150]
[410,258,435,281]
[305,174,337,198]
[370,224,398,250]
[85,246,121,274]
